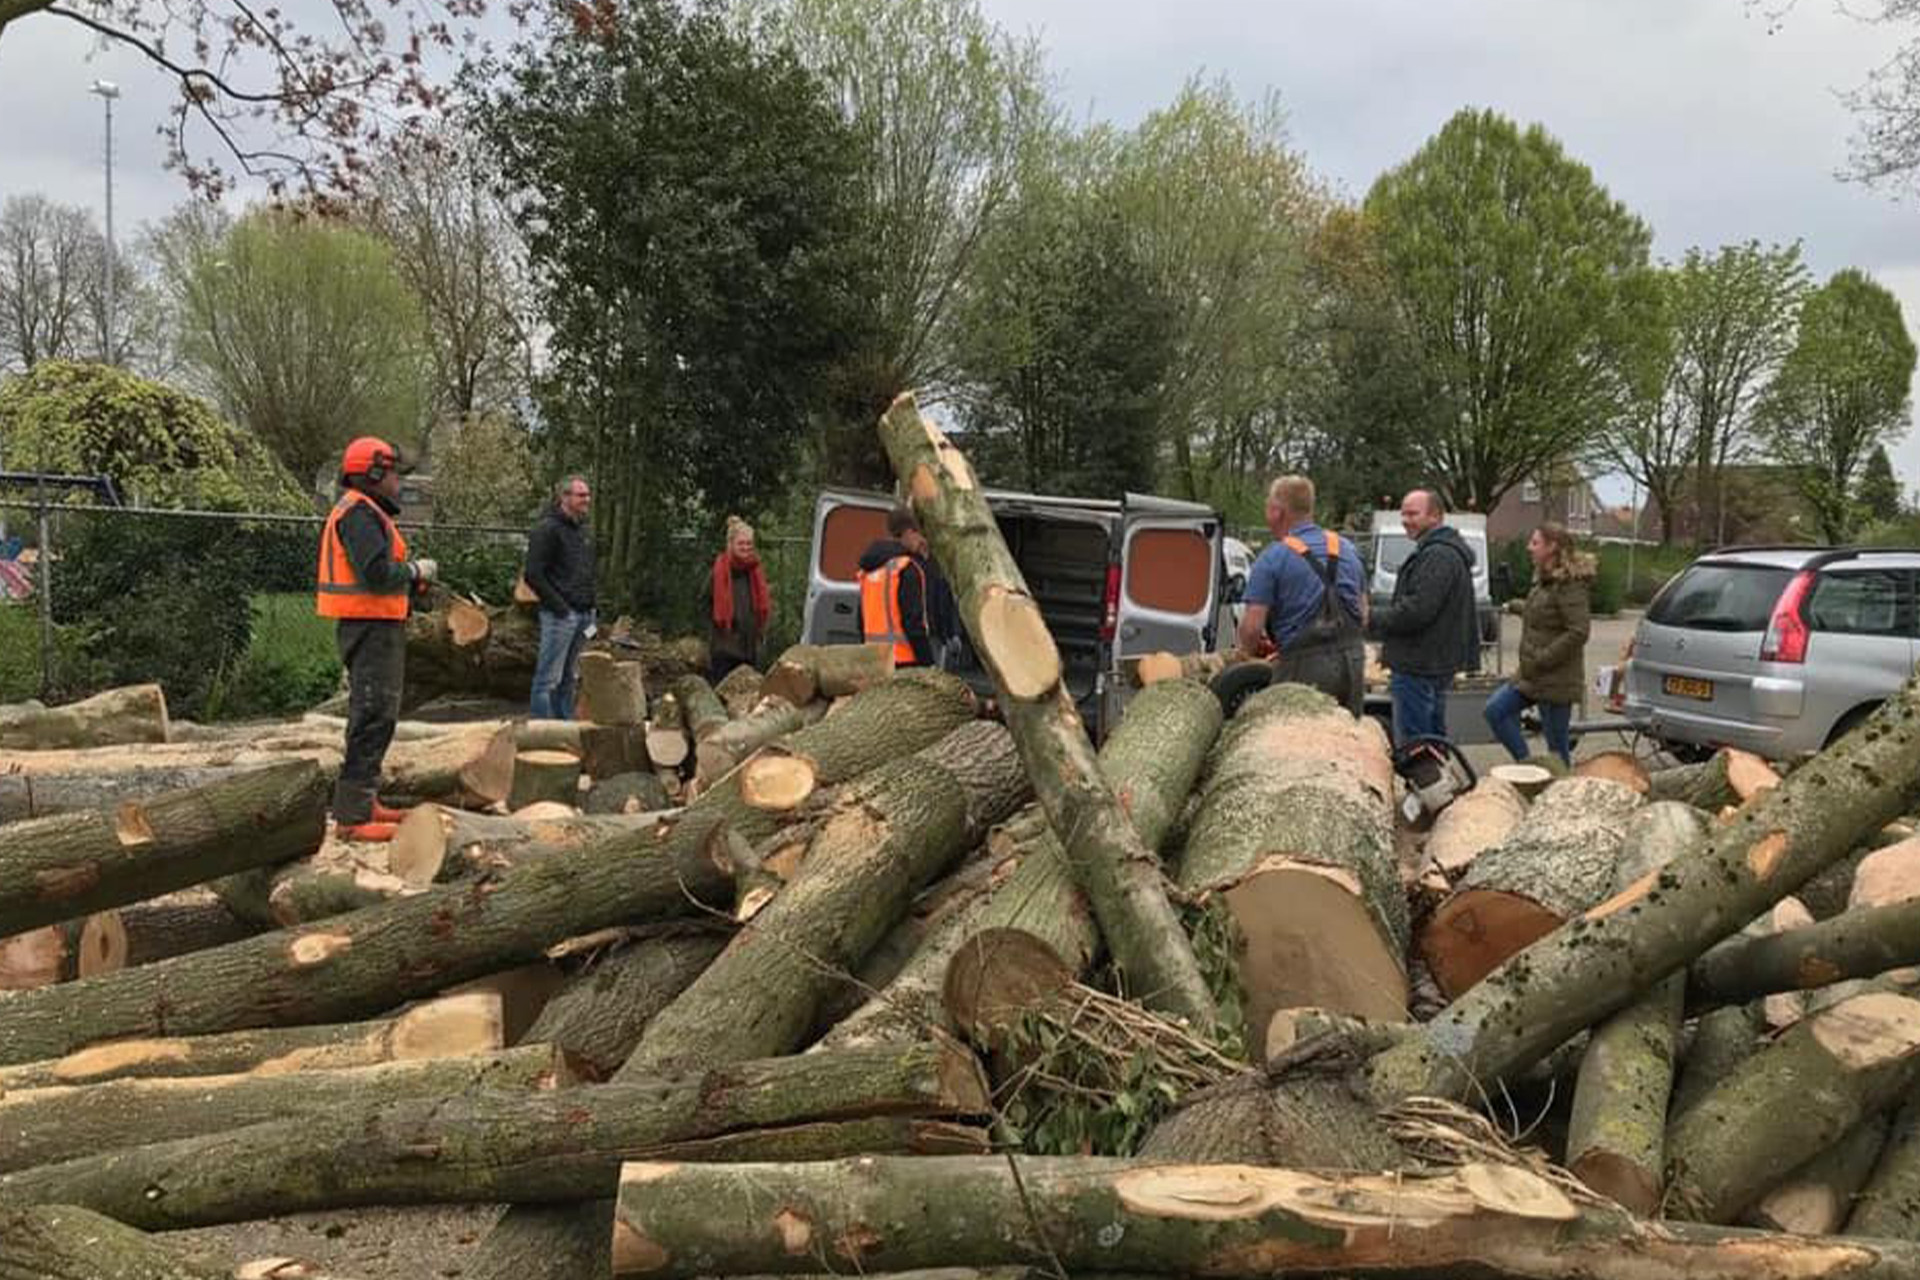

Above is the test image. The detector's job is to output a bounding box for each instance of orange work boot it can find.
[337,820,399,842]
[370,800,413,824]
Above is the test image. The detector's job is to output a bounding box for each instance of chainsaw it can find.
[1390,734,1477,830]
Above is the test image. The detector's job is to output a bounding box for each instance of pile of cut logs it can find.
[9,400,1920,1280]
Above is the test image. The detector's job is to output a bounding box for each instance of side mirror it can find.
[1225,574,1246,604]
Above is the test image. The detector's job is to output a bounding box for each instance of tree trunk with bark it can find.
[520,925,729,1079]
[604,1155,1920,1280]
[1745,1114,1889,1235]
[694,698,822,786]
[582,773,673,816]
[670,676,728,744]
[0,764,267,824]
[508,751,582,811]
[0,760,327,939]
[879,392,1214,1029]
[1691,896,1920,1010]
[0,990,505,1092]
[0,1043,571,1173]
[1178,682,1406,1029]
[1420,777,1644,999]
[0,684,169,750]
[0,1204,223,1280]
[761,644,896,708]
[1564,803,1711,1214]
[1666,988,1920,1222]
[0,916,126,990]
[0,1042,989,1231]
[110,889,257,967]
[1848,1086,1920,1238]
[1648,749,1779,811]
[713,663,764,717]
[579,652,648,726]
[405,597,542,708]
[391,807,676,886]
[579,725,650,782]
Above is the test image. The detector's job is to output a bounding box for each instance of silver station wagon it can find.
[1625,546,1920,760]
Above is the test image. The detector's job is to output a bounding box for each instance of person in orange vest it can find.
[857,506,936,668]
[315,436,437,841]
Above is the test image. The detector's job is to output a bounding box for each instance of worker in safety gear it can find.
[315,436,436,840]
[857,506,936,668]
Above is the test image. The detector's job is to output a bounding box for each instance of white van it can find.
[801,487,1226,738]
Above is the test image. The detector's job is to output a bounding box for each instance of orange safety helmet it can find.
[340,436,400,482]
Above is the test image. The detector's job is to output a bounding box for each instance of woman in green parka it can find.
[1484,522,1592,766]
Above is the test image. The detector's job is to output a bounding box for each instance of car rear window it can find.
[1646,563,1793,632]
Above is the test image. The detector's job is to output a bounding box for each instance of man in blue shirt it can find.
[1236,475,1368,714]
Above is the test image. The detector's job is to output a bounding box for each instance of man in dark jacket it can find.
[525,475,597,719]
[857,507,936,668]
[1373,488,1479,742]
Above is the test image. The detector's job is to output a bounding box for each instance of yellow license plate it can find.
[1664,675,1714,701]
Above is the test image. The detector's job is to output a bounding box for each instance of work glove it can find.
[411,558,439,583]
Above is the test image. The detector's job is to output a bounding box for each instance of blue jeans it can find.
[1390,671,1450,744]
[531,608,594,720]
[1484,681,1573,765]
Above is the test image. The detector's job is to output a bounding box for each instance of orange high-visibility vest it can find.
[859,554,923,664]
[315,490,411,621]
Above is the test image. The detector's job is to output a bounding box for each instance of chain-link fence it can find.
[0,497,812,719]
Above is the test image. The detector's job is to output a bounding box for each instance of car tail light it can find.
[1101,565,1122,641]
[1760,569,1816,664]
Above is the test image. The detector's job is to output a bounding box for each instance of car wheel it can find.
[1209,661,1275,718]
[1824,703,1882,751]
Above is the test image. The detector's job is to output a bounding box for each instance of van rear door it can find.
[1115,494,1222,661]
[800,489,894,647]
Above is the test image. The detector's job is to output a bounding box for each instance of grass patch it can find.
[204,594,340,721]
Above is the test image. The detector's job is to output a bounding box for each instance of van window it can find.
[1647,563,1793,632]
[819,505,890,583]
[1377,534,1413,572]
[1126,528,1210,614]
[1807,570,1906,637]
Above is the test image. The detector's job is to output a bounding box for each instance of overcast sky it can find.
[2,0,1916,501]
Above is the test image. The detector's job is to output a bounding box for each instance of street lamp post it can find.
[89,79,119,364]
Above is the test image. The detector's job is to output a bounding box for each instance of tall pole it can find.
[90,80,119,363]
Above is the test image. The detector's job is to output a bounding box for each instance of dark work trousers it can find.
[1274,634,1366,716]
[333,618,406,824]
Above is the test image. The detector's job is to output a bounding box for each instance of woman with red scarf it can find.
[709,515,772,682]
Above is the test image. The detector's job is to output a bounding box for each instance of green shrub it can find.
[204,594,340,720]
[1590,546,1626,615]
[0,605,98,702]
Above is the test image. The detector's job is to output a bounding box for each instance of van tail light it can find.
[1101,565,1122,642]
[1760,570,1816,664]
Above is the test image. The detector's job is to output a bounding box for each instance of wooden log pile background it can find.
[8,393,1920,1277]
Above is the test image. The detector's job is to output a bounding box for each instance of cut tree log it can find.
[1848,1085,1920,1238]
[404,595,542,709]
[761,643,896,708]
[1746,1114,1889,1235]
[1129,649,1232,688]
[1666,987,1920,1222]
[1420,777,1644,999]
[508,750,583,811]
[0,1041,990,1230]
[1564,802,1712,1214]
[0,1203,223,1279]
[1673,1005,1766,1119]
[712,663,764,717]
[112,889,257,967]
[442,963,568,1045]
[388,808,679,887]
[618,721,1027,1079]
[1177,682,1406,1028]
[0,760,327,938]
[880,392,1213,1029]
[1423,775,1528,879]
[520,925,729,1078]
[0,1042,572,1173]
[0,916,126,989]
[0,683,169,750]
[1488,762,1555,799]
[0,764,263,824]
[0,990,506,1091]
[578,652,648,726]
[579,725,649,781]
[1691,895,1920,1010]
[1851,838,1920,909]
[694,697,822,786]
[670,675,729,744]
[1648,748,1780,811]
[940,679,1222,1043]
[1574,749,1651,793]
[1806,849,1876,921]
[603,1154,1920,1279]
[582,773,673,816]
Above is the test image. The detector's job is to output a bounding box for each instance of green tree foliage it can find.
[952,128,1173,496]
[0,359,301,509]
[164,207,431,488]
[742,0,1046,481]
[473,0,875,616]
[425,411,544,526]
[1761,268,1917,541]
[1859,443,1906,522]
[1108,81,1326,505]
[1365,108,1653,512]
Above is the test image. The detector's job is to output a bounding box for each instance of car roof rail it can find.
[1702,544,1920,570]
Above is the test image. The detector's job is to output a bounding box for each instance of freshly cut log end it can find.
[507,750,582,812]
[1221,861,1411,1024]
[1418,775,1643,998]
[389,804,454,886]
[447,598,492,647]
[389,991,509,1060]
[943,927,1079,1042]
[1423,776,1527,878]
[1745,1114,1888,1235]
[975,586,1061,700]
[713,663,764,717]
[1574,749,1651,793]
[74,912,130,977]
[1488,762,1554,798]
[1851,836,1920,909]
[739,754,817,811]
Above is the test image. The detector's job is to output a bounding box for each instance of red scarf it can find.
[712,550,771,631]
